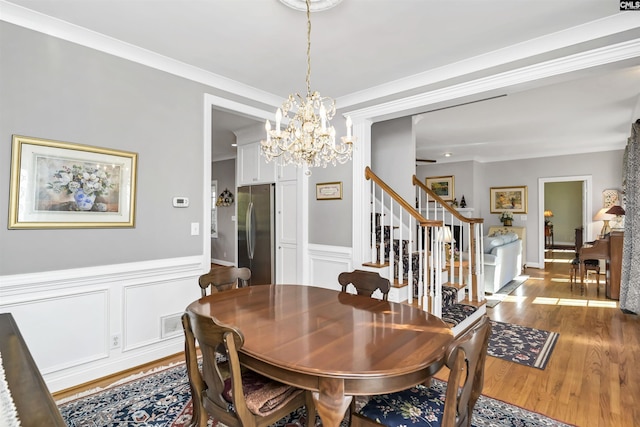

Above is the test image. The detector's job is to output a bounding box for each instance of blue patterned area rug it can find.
[488,320,559,369]
[57,360,573,426]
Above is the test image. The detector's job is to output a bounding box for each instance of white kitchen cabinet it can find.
[277,160,298,181]
[276,180,299,283]
[237,141,276,185]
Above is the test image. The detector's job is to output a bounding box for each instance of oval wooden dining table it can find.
[186,284,454,427]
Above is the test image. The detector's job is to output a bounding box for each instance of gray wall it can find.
[416,150,624,266]
[1,21,627,274]
[211,159,236,263]
[0,22,217,275]
[308,161,352,246]
[372,117,415,204]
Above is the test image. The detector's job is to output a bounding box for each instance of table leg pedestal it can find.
[313,378,352,427]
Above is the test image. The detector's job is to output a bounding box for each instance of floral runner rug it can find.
[57,358,573,426]
[488,320,559,369]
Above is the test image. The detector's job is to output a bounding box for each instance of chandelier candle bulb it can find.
[275,108,282,134]
[265,120,271,142]
[346,116,352,139]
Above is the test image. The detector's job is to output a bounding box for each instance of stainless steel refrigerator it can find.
[237,184,275,285]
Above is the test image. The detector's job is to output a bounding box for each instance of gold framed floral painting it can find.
[8,135,138,229]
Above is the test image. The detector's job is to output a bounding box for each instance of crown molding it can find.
[345,38,640,122]
[0,0,283,108]
[338,13,640,110]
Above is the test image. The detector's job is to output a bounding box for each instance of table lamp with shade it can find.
[438,226,454,261]
[593,208,614,238]
[606,205,625,230]
[544,210,553,225]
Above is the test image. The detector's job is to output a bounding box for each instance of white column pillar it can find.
[350,118,372,267]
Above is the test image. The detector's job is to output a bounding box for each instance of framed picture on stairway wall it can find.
[425,176,454,201]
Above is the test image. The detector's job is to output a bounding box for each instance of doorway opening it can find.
[537,175,592,270]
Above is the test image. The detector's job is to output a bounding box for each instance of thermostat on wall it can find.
[173,197,189,207]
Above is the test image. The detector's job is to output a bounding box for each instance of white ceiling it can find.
[4,0,640,163]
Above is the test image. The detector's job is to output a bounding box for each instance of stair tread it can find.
[390,278,410,289]
[443,281,465,290]
[459,298,487,308]
[362,261,389,268]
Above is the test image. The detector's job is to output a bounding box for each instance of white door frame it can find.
[537,175,592,266]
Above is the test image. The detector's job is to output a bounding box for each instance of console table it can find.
[0,313,66,426]
[545,224,554,248]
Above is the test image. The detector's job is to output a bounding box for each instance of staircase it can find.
[362,167,486,336]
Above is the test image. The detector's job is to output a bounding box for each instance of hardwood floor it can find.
[477,249,640,427]
[54,251,639,426]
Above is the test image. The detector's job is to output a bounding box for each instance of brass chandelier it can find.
[261,0,354,171]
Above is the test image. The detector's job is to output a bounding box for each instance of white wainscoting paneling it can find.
[307,244,352,290]
[123,277,202,351]
[2,289,109,374]
[0,255,205,392]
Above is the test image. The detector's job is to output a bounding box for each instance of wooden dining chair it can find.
[182,312,315,427]
[338,270,391,301]
[198,267,251,296]
[351,315,492,427]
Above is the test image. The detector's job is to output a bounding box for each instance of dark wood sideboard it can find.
[0,313,66,426]
[609,230,623,300]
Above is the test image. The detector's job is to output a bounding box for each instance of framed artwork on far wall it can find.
[425,176,454,201]
[490,185,528,214]
[316,182,342,200]
[8,135,138,229]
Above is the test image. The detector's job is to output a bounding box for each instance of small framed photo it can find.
[425,176,454,201]
[8,135,138,229]
[316,182,342,200]
[490,185,528,214]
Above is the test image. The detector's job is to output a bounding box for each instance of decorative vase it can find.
[503,219,512,226]
[73,189,96,211]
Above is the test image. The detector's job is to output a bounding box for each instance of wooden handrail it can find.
[412,175,484,224]
[366,167,442,228]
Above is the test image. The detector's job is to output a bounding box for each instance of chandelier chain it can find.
[306,0,312,97]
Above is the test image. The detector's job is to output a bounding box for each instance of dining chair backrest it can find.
[338,270,391,301]
[442,315,492,427]
[198,267,251,296]
[352,315,491,427]
[182,312,312,427]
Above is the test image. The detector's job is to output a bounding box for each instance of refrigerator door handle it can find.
[246,201,256,260]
